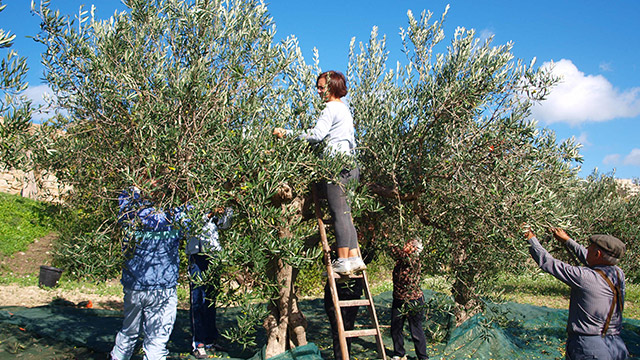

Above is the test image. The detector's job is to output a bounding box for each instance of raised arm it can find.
[118,187,141,222]
[524,228,587,288]
[552,227,588,266]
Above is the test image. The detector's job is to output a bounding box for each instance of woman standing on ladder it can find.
[274,70,364,275]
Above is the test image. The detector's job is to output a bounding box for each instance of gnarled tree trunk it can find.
[450,243,480,325]
[264,188,309,357]
[263,258,308,358]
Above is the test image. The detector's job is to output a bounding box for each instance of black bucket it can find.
[39,265,63,288]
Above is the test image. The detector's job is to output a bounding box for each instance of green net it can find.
[1,289,639,359]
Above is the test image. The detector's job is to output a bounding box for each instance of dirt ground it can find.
[0,233,124,310]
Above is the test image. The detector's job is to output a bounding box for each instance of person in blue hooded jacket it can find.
[110,186,184,360]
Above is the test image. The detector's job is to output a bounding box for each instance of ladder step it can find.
[330,272,364,279]
[339,299,371,307]
[345,328,379,338]
[323,272,364,279]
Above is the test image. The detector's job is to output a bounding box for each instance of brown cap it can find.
[589,234,626,259]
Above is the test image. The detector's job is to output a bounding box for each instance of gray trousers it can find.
[324,168,359,250]
[111,287,178,360]
[566,333,628,360]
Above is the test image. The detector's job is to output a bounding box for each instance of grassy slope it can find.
[0,192,55,256]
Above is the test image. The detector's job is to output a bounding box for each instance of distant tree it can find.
[33,0,356,355]
[347,7,583,322]
[555,172,640,281]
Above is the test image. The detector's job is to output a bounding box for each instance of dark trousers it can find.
[390,297,428,360]
[189,253,219,349]
[566,333,628,360]
[324,279,364,360]
[324,168,359,250]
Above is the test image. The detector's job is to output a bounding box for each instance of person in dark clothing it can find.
[390,238,429,360]
[185,208,232,358]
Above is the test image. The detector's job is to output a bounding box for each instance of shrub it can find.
[53,231,122,280]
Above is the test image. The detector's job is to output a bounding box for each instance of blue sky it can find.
[2,0,639,179]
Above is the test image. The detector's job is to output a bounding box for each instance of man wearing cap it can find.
[523,227,628,360]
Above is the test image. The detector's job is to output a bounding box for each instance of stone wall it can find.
[2,164,636,203]
[0,121,70,202]
[0,167,69,202]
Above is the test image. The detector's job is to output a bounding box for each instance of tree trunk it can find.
[263,190,309,357]
[264,258,308,358]
[20,151,38,200]
[21,169,38,200]
[288,267,308,347]
[450,244,480,325]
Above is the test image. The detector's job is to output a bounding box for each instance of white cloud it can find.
[24,84,52,108]
[478,29,495,45]
[575,132,590,147]
[532,59,640,125]
[623,148,640,166]
[23,84,56,122]
[599,62,612,72]
[602,154,620,165]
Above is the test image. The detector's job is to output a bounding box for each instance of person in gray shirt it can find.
[524,227,628,360]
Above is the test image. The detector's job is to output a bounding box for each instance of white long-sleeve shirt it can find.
[299,101,356,157]
[185,208,233,255]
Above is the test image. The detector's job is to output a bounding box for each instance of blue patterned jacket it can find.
[118,188,183,290]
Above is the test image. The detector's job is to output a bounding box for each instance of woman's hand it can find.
[273,127,286,139]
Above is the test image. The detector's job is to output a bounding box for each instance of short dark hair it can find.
[317,71,347,98]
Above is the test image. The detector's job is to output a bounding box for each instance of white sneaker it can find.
[350,257,367,273]
[193,345,208,359]
[332,258,352,275]
[391,356,407,360]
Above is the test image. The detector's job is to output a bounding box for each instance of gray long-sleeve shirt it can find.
[528,236,625,336]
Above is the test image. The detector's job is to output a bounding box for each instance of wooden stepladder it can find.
[313,187,387,360]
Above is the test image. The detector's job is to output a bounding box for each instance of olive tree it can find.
[556,172,640,281]
[0,0,34,169]
[347,7,582,322]
[34,0,348,355]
